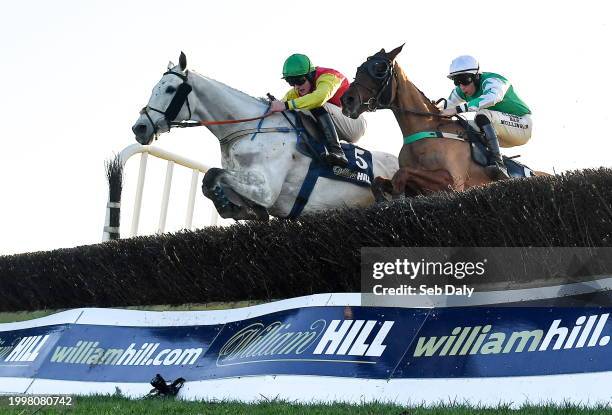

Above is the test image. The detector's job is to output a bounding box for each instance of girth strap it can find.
[403,131,466,145]
[287,160,321,218]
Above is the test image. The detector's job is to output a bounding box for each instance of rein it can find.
[384,103,449,118]
[169,112,274,128]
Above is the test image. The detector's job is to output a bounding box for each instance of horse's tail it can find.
[104,154,123,240]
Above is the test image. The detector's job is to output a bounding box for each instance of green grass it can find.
[0,309,56,324]
[0,300,266,324]
[0,395,610,415]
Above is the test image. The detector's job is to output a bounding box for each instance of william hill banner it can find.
[1,304,611,383]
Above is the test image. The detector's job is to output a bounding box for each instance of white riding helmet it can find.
[448,55,479,79]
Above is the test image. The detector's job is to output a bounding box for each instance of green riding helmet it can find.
[282,54,316,79]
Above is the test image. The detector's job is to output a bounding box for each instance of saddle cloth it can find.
[287,112,375,218]
[461,121,534,178]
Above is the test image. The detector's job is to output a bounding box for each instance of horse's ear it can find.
[387,43,405,61]
[179,52,187,71]
[167,61,175,70]
[379,48,386,54]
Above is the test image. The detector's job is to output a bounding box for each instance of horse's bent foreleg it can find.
[217,169,276,208]
[372,176,394,203]
[202,168,270,220]
[392,168,455,197]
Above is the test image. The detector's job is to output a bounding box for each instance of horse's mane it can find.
[392,62,439,113]
[188,69,269,107]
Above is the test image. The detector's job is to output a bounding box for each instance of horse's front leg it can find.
[202,167,273,221]
[391,167,455,197]
[372,176,394,203]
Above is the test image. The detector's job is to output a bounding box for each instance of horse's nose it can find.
[132,123,152,145]
[344,95,355,107]
[342,94,356,116]
[132,123,147,136]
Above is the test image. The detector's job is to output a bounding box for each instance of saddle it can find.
[457,118,535,178]
[293,112,327,161]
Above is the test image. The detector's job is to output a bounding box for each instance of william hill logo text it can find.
[49,342,202,366]
[332,166,371,185]
[413,313,610,357]
[217,319,394,366]
[1,335,50,363]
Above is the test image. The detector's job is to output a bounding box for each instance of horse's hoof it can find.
[373,194,386,204]
[229,206,269,221]
[372,177,393,203]
[485,164,510,181]
[372,188,389,204]
[203,185,239,218]
[250,205,270,221]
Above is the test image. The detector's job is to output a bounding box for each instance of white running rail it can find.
[103,144,219,241]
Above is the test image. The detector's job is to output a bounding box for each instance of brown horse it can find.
[341,45,547,198]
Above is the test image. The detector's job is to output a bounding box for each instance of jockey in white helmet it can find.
[440,55,532,180]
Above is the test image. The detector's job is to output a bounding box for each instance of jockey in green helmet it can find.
[282,53,316,80]
[270,53,367,168]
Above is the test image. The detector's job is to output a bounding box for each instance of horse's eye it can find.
[166,86,176,94]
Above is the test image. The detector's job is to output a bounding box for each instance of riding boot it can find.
[312,107,348,167]
[481,123,510,180]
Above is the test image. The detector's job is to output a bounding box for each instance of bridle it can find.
[140,70,193,135]
[351,56,450,118]
[351,56,395,112]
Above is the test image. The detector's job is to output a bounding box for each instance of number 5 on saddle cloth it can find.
[287,113,375,218]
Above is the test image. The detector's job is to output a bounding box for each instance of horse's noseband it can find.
[366,97,379,112]
[141,70,193,136]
